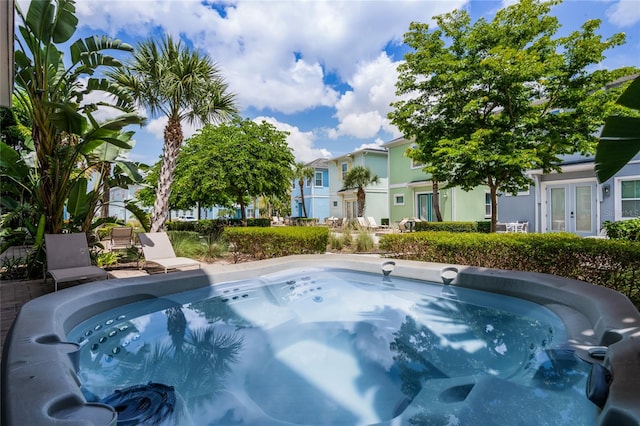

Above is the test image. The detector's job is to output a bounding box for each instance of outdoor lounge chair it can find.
[138,232,201,273]
[109,226,134,251]
[366,217,385,229]
[45,233,108,291]
[357,217,371,229]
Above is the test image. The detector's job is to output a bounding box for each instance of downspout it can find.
[534,174,541,233]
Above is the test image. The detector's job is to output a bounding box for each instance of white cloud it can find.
[73,0,467,115]
[145,117,201,142]
[253,116,331,163]
[329,53,401,140]
[606,0,640,27]
[354,138,386,152]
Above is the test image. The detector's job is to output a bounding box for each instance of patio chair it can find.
[357,217,371,229]
[45,233,108,291]
[138,232,201,273]
[366,217,385,229]
[398,218,409,232]
[109,226,134,251]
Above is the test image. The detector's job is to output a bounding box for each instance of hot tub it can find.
[2,254,639,425]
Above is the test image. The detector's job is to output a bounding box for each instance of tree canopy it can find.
[342,165,380,218]
[108,34,237,232]
[171,118,295,222]
[389,0,626,231]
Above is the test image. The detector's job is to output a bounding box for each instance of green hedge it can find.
[166,219,226,239]
[603,218,640,241]
[224,226,329,261]
[413,221,478,232]
[379,231,640,306]
[226,218,272,227]
[476,221,492,233]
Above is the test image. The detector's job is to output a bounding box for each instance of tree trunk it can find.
[299,181,308,217]
[357,188,365,217]
[100,163,112,219]
[432,180,443,222]
[150,117,183,232]
[239,197,247,225]
[489,183,499,233]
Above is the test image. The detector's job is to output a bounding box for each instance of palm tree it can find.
[108,35,238,232]
[293,162,315,218]
[342,165,379,217]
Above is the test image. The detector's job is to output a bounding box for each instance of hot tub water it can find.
[68,268,596,425]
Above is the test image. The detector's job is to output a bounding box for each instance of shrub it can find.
[354,231,374,252]
[414,221,477,232]
[329,233,344,251]
[224,226,329,262]
[603,218,640,241]
[342,229,353,247]
[166,219,226,238]
[95,251,119,268]
[163,230,228,262]
[379,231,640,306]
[476,221,492,233]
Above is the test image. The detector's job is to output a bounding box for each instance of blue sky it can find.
[33,0,640,165]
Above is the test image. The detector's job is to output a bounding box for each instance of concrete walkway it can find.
[1,278,50,358]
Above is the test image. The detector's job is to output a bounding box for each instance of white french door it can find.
[545,182,597,237]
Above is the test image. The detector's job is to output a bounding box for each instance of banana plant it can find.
[595,77,640,182]
[13,0,144,234]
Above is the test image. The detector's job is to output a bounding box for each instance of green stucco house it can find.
[384,137,491,226]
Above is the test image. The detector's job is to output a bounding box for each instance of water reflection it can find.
[75,302,245,424]
[68,270,595,425]
[387,294,595,425]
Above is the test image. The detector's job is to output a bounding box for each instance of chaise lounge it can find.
[138,232,201,273]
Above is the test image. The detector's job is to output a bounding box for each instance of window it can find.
[333,201,338,207]
[306,177,312,187]
[485,192,492,217]
[315,171,323,187]
[394,194,405,205]
[341,162,348,179]
[620,178,640,219]
[409,144,423,168]
[411,159,424,169]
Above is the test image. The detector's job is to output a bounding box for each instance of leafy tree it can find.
[342,165,380,218]
[107,35,237,232]
[389,0,625,232]
[293,162,315,218]
[175,118,295,223]
[14,0,144,234]
[595,76,640,182]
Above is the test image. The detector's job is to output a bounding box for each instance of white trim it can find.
[410,159,424,169]
[534,175,541,233]
[393,194,405,206]
[484,191,492,219]
[539,177,599,234]
[0,0,14,107]
[407,180,431,188]
[529,162,594,175]
[614,175,640,221]
[389,183,410,189]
